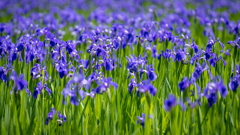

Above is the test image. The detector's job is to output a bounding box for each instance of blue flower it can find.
[157,49,173,61]
[152,45,157,58]
[229,68,239,92]
[229,80,239,92]
[57,112,67,126]
[30,63,47,79]
[104,58,113,71]
[146,65,157,81]
[96,77,118,94]
[178,77,190,92]
[140,65,157,81]
[17,43,24,52]
[10,71,30,96]
[204,51,211,60]
[127,33,134,43]
[217,80,228,98]
[128,79,137,95]
[46,108,66,126]
[46,108,56,125]
[113,39,120,51]
[50,40,56,48]
[187,38,199,53]
[55,62,71,79]
[173,46,187,62]
[126,55,142,73]
[33,81,51,99]
[11,51,18,62]
[178,99,187,111]
[203,77,228,107]
[136,113,153,128]
[192,62,213,81]
[137,113,145,128]
[0,66,10,82]
[62,87,79,106]
[164,94,177,111]
[79,89,96,100]
[207,93,218,107]
[137,80,157,96]
[208,54,226,67]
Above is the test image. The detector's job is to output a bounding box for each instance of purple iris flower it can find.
[173,46,187,62]
[187,38,199,53]
[57,112,67,126]
[152,45,157,58]
[228,37,240,48]
[0,23,4,33]
[0,67,7,82]
[126,32,134,44]
[96,47,106,58]
[220,49,231,56]
[10,71,30,96]
[147,65,157,81]
[126,55,145,73]
[0,65,12,82]
[204,51,211,61]
[46,108,56,125]
[205,37,224,52]
[157,49,173,61]
[189,48,205,65]
[104,58,113,71]
[51,50,60,61]
[203,77,228,107]
[10,51,18,62]
[206,42,213,52]
[139,65,157,81]
[128,78,137,95]
[30,63,47,79]
[192,62,213,81]
[79,89,96,100]
[127,55,139,73]
[17,43,24,52]
[208,53,226,67]
[217,79,228,98]
[178,99,187,111]
[137,80,157,96]
[49,39,57,48]
[186,98,201,109]
[113,39,120,51]
[82,59,89,70]
[228,64,240,91]
[62,87,79,106]
[26,52,35,63]
[136,113,152,128]
[178,77,191,92]
[55,62,72,79]
[137,113,145,128]
[229,78,239,92]
[96,77,118,94]
[33,81,51,99]
[236,64,240,75]
[59,68,67,79]
[206,92,218,107]
[164,94,177,111]
[216,38,225,49]
[67,73,90,88]
[46,108,66,126]
[64,71,91,96]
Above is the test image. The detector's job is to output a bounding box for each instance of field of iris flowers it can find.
[0,0,240,134]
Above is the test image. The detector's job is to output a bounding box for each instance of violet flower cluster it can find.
[0,0,239,128]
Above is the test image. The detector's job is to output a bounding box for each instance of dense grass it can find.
[0,1,240,135]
